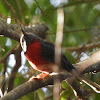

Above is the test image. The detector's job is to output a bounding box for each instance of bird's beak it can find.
[21,28,26,35]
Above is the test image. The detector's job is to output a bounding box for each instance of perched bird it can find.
[20,28,100,93]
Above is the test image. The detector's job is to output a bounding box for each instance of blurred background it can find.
[0,0,100,100]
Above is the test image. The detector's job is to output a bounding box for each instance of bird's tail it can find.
[71,69,100,93]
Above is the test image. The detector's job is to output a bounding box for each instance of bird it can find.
[20,28,100,93]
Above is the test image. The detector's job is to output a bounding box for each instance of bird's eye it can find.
[22,38,24,43]
[20,35,24,45]
[22,38,25,45]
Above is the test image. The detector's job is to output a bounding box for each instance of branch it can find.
[68,50,100,99]
[68,79,90,100]
[7,44,22,92]
[65,26,100,33]
[0,62,7,95]
[0,74,70,100]
[74,50,100,73]
[0,17,49,41]
[34,0,43,15]
[65,43,100,52]
[0,43,18,63]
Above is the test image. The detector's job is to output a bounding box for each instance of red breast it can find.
[25,41,53,72]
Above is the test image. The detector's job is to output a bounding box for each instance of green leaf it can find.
[61,81,69,89]
[61,81,74,99]
[61,89,74,100]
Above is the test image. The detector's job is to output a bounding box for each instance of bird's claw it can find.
[29,72,49,81]
[37,72,49,79]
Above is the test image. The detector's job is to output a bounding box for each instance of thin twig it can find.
[0,62,7,96]
[7,44,22,92]
[0,43,18,63]
[34,0,43,15]
[3,0,18,23]
[65,26,100,33]
[65,43,100,52]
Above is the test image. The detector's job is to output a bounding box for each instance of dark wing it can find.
[41,40,75,72]
[61,54,75,72]
[41,41,55,63]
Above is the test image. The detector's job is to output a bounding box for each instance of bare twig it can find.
[34,0,43,15]
[0,43,18,63]
[0,74,71,100]
[74,50,100,73]
[3,0,18,23]
[68,79,91,100]
[0,43,20,95]
[0,43,21,95]
[7,44,22,92]
[65,26,100,33]
[0,62,7,96]
[65,43,100,52]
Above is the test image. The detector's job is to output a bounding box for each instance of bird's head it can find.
[20,28,41,52]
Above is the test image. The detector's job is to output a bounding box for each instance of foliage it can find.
[0,0,100,100]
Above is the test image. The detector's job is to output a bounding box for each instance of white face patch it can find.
[20,34,27,52]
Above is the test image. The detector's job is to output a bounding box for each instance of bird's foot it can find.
[29,72,49,81]
[37,72,49,79]
[29,76,38,81]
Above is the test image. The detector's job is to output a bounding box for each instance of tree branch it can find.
[7,44,22,92]
[1,62,7,95]
[0,17,49,41]
[65,43,100,52]
[74,50,100,73]
[65,26,100,33]
[0,74,70,100]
